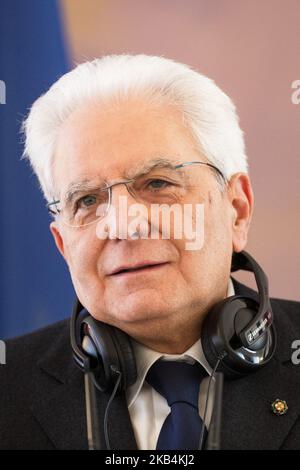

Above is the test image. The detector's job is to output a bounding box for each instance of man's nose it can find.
[108,182,150,240]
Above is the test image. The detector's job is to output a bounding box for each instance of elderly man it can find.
[0,55,300,450]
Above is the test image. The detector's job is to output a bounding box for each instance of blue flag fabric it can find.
[0,0,74,339]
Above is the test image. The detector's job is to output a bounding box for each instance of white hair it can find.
[22,54,248,201]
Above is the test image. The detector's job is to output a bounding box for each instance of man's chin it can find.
[106,296,170,326]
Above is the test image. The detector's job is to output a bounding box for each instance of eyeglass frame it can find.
[47,160,226,221]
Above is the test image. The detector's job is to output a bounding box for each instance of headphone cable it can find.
[198,356,224,450]
[103,370,122,450]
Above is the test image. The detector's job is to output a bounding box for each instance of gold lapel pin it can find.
[271,399,288,415]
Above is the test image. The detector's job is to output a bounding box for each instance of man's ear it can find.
[228,173,254,253]
[50,221,66,260]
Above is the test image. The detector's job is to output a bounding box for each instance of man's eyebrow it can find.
[64,179,105,205]
[124,157,179,179]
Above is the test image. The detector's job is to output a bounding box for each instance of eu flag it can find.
[0,0,75,339]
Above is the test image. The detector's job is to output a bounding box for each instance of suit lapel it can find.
[31,323,137,450]
[30,373,88,450]
[97,392,138,450]
[221,357,300,449]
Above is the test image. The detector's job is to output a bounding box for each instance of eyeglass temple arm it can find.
[47,199,61,215]
[175,161,225,181]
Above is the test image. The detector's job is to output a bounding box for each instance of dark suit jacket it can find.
[1,279,300,450]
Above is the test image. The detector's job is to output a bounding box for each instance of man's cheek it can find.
[65,234,96,265]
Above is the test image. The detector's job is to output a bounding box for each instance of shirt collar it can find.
[126,277,235,408]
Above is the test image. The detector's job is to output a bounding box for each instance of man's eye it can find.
[77,195,97,209]
[147,179,172,190]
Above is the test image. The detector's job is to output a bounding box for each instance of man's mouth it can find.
[109,261,169,276]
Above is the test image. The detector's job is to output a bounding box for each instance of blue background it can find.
[0,0,74,339]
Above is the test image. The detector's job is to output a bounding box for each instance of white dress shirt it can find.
[126,278,235,450]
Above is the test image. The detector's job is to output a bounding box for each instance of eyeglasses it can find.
[47,160,225,228]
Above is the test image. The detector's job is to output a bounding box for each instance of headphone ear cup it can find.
[81,316,136,392]
[201,296,275,379]
[110,327,137,389]
[81,316,121,392]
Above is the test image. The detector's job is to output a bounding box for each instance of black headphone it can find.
[70,250,276,391]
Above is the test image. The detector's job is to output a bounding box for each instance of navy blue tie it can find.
[146,360,207,450]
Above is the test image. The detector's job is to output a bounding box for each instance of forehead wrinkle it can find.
[124,157,181,179]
